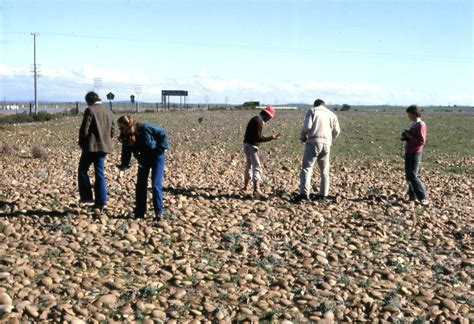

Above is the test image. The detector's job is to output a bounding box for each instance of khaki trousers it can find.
[243,143,263,183]
[300,142,330,197]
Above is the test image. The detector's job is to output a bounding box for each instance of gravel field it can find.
[0,110,472,322]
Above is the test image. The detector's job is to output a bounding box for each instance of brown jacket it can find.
[79,102,115,153]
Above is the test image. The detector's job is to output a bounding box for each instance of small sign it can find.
[162,90,188,96]
[130,95,135,103]
[106,92,115,100]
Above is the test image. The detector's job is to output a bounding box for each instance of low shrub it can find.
[1,143,13,155]
[0,112,59,125]
[32,145,48,159]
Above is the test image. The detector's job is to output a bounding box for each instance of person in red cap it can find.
[243,106,281,197]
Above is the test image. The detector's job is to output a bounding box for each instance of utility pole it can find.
[31,32,40,115]
[94,77,103,94]
[134,85,142,113]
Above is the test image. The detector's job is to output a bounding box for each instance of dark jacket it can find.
[243,116,272,146]
[79,103,115,153]
[121,123,169,167]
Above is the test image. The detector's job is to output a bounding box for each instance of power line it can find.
[3,31,472,63]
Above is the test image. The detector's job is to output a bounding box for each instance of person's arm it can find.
[256,120,273,143]
[78,108,92,148]
[118,144,133,170]
[332,116,341,140]
[150,125,170,151]
[110,118,116,139]
[300,109,313,142]
[408,122,426,146]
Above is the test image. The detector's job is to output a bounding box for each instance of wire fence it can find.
[0,102,239,114]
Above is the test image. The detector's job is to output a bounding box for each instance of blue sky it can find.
[0,0,472,105]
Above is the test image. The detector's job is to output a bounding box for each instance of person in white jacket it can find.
[295,99,340,202]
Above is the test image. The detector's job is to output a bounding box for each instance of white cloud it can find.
[1,64,472,105]
[194,69,210,78]
[1,64,150,86]
[0,64,29,76]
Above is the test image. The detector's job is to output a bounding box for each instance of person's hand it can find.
[400,130,411,141]
[272,133,282,140]
[116,164,129,171]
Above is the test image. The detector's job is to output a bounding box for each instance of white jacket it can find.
[300,105,340,145]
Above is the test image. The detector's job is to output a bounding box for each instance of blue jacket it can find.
[121,123,169,167]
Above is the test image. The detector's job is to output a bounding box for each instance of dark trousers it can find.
[404,152,427,201]
[78,152,107,206]
[135,152,166,216]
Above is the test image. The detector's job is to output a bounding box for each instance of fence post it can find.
[75,102,79,115]
[29,102,32,115]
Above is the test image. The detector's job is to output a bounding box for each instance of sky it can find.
[0,0,473,105]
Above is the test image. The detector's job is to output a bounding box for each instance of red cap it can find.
[262,106,275,118]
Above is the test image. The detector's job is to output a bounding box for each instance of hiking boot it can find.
[292,194,309,204]
[313,194,327,201]
[253,181,267,198]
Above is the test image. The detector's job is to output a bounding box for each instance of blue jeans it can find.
[78,152,107,206]
[405,152,427,201]
[135,152,166,216]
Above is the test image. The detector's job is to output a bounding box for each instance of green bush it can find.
[341,104,351,111]
[0,112,60,125]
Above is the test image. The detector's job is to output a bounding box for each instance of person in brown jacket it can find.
[243,106,280,197]
[78,91,115,210]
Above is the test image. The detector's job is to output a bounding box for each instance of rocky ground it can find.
[0,110,472,323]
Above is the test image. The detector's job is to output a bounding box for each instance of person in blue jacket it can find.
[116,115,169,220]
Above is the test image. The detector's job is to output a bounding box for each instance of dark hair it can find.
[406,105,421,117]
[85,91,101,106]
[314,99,325,107]
[259,110,271,121]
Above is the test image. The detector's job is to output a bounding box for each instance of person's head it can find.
[406,105,421,121]
[314,99,325,107]
[260,106,275,122]
[85,91,101,106]
[117,115,140,146]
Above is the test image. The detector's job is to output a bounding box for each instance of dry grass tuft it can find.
[32,145,48,159]
[1,143,13,155]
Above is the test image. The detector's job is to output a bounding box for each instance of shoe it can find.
[93,204,107,212]
[291,194,309,203]
[420,199,429,206]
[155,211,164,221]
[313,194,327,201]
[130,211,145,219]
[126,212,145,219]
[93,205,106,218]
[253,181,268,198]
[79,199,94,205]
